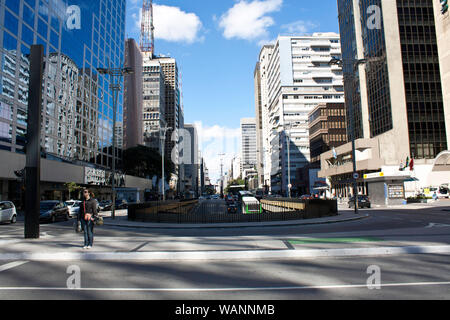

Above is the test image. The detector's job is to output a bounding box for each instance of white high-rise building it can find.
[240,118,257,179]
[142,52,166,153]
[256,33,344,195]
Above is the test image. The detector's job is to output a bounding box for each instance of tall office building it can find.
[240,118,257,179]
[124,38,143,150]
[254,62,264,188]
[434,0,450,145]
[142,52,166,153]
[256,44,275,190]
[256,34,344,195]
[0,0,154,203]
[158,56,182,166]
[181,124,198,197]
[319,0,450,204]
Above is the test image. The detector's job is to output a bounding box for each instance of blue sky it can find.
[125,0,340,181]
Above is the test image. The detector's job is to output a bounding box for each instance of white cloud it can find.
[219,0,283,41]
[281,20,318,34]
[135,4,203,44]
[195,121,241,182]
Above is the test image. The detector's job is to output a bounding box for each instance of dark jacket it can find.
[78,198,98,221]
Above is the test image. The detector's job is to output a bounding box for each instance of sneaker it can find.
[83,246,88,249]
[87,246,92,249]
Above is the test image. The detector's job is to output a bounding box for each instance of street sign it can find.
[353,173,359,180]
[363,172,384,179]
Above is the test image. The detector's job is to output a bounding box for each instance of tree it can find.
[65,182,81,200]
[225,178,246,193]
[122,145,174,184]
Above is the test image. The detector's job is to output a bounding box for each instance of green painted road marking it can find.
[288,237,383,245]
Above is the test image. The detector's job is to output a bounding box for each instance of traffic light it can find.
[442,0,449,14]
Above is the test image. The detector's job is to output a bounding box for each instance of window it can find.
[4,9,19,35]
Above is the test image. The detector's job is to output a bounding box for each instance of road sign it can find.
[353,173,359,180]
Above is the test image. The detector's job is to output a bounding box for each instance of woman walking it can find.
[78,189,98,249]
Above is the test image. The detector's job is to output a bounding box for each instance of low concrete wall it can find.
[261,198,338,219]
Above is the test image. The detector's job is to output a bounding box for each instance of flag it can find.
[409,158,414,171]
[399,161,404,171]
[405,157,409,168]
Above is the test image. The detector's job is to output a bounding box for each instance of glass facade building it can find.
[0,0,126,169]
[337,0,364,141]
[359,0,393,138]
[397,0,447,159]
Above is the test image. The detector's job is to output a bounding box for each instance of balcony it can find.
[311,56,332,63]
[310,41,332,48]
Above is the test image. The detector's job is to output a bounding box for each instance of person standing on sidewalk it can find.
[78,189,98,249]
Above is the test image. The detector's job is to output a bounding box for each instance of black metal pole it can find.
[25,45,44,239]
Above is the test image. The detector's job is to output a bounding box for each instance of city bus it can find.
[238,191,262,214]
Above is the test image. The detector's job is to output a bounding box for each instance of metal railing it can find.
[127,198,338,224]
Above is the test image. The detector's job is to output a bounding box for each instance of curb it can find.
[102,214,370,229]
[1,244,449,262]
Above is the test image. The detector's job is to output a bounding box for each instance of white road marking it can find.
[425,223,450,228]
[0,261,28,272]
[1,245,450,261]
[1,281,450,292]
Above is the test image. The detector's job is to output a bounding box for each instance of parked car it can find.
[99,200,112,211]
[65,200,81,218]
[0,201,17,224]
[348,195,371,208]
[227,202,238,214]
[299,194,313,200]
[115,199,128,209]
[39,200,70,223]
[212,195,220,200]
[94,198,101,213]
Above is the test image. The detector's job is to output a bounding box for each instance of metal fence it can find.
[128,198,337,224]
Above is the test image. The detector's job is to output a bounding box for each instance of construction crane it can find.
[140,0,155,56]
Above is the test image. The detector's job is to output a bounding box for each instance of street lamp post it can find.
[284,123,292,198]
[219,153,225,197]
[328,57,381,214]
[97,66,133,219]
[159,124,171,201]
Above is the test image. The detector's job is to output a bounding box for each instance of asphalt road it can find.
[1,200,450,299]
[1,254,449,299]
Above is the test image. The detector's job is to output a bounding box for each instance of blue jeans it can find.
[80,219,94,247]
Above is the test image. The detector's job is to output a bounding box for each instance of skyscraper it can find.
[319,0,450,203]
[240,118,257,179]
[0,0,135,203]
[139,0,183,193]
[124,38,143,150]
[256,34,344,195]
[254,62,264,188]
[181,124,198,197]
[142,52,166,153]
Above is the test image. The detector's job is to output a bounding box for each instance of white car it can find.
[65,200,81,218]
[0,201,17,224]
